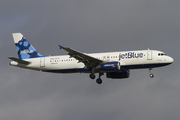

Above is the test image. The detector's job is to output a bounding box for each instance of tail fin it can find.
[12,33,44,59]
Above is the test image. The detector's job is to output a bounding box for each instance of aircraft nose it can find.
[169,57,174,63]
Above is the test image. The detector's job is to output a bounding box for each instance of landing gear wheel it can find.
[89,73,95,79]
[149,68,154,78]
[96,78,102,84]
[150,74,154,78]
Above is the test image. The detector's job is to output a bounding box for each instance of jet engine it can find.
[96,62,120,72]
[106,70,130,79]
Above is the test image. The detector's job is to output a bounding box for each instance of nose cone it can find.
[169,57,174,64]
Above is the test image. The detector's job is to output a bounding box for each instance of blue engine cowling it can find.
[96,62,120,72]
[106,70,130,79]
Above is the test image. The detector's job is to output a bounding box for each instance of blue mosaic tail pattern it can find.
[12,33,44,59]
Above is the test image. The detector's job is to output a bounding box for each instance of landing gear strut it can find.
[149,68,154,78]
[89,66,104,84]
[96,73,104,84]
[89,66,96,79]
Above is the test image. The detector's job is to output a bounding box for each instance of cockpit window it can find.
[158,53,166,56]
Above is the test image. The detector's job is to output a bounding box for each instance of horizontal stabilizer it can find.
[8,57,31,65]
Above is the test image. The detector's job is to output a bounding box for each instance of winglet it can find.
[58,45,64,50]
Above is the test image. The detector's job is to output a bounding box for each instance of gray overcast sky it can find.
[0,0,180,120]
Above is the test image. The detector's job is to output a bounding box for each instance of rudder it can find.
[12,33,44,59]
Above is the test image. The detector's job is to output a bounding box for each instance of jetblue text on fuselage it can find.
[119,52,143,60]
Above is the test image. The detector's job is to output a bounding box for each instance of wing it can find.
[59,45,103,68]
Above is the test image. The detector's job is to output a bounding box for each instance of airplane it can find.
[8,33,174,84]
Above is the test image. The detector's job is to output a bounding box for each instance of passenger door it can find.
[147,50,152,60]
[40,58,45,67]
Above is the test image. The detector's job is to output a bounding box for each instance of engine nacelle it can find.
[106,70,130,79]
[96,62,120,72]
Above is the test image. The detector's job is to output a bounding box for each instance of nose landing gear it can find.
[149,68,154,78]
[150,73,154,78]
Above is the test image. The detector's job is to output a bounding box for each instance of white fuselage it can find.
[10,50,173,73]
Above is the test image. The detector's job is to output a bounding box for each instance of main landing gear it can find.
[149,68,154,78]
[96,78,102,84]
[89,73,95,79]
[89,73,104,84]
